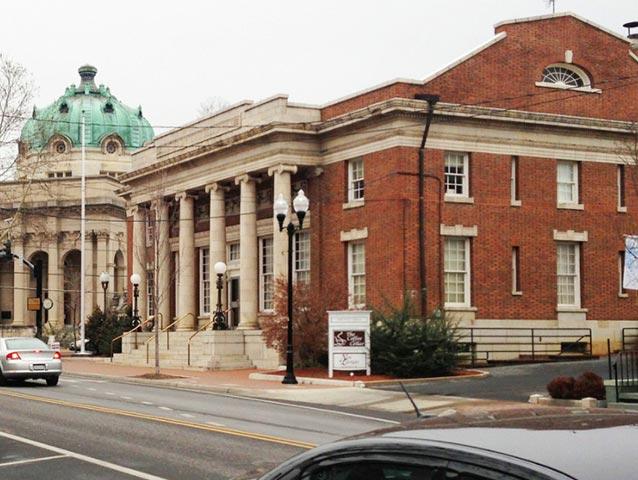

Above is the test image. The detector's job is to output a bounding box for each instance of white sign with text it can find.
[328,310,371,378]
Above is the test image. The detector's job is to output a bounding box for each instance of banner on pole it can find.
[623,236,638,290]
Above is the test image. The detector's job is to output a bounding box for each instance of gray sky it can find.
[1,1,635,132]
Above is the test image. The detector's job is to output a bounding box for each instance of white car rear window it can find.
[5,338,49,350]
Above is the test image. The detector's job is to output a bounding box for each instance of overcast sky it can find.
[1,1,635,132]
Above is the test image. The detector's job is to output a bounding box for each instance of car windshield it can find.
[4,338,49,350]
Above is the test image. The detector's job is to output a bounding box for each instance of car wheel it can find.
[45,376,59,387]
[0,372,7,386]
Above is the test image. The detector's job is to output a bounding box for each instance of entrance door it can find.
[228,277,240,329]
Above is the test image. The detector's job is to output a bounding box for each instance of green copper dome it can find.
[21,65,154,150]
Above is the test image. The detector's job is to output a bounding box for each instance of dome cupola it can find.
[20,65,154,151]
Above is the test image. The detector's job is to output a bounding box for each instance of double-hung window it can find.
[348,158,364,202]
[199,248,210,315]
[259,237,274,311]
[511,156,520,204]
[348,241,366,308]
[557,161,579,205]
[294,232,310,284]
[557,243,580,307]
[146,269,155,317]
[145,211,155,247]
[444,237,470,306]
[619,251,627,296]
[618,165,626,211]
[444,152,469,197]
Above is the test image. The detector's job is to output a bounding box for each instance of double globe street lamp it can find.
[100,271,110,316]
[130,273,141,327]
[273,189,309,385]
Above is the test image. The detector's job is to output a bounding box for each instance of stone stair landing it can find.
[113,329,279,370]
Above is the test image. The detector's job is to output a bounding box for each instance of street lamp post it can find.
[212,261,228,330]
[100,271,110,317]
[130,273,141,327]
[274,189,309,385]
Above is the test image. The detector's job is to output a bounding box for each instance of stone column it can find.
[131,206,147,322]
[12,235,26,326]
[235,175,259,329]
[206,183,227,318]
[47,234,64,329]
[176,192,196,330]
[83,232,95,320]
[268,165,297,283]
[156,199,171,329]
[96,231,109,312]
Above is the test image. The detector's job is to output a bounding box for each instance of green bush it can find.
[85,308,131,356]
[371,299,458,378]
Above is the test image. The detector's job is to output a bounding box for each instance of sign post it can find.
[328,310,371,378]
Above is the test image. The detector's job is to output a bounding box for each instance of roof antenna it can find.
[545,0,556,14]
[399,382,432,419]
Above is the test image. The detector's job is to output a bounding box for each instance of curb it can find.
[249,369,490,387]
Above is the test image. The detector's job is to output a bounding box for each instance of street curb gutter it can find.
[248,369,490,387]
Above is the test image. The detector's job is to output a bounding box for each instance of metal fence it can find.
[455,327,593,367]
[612,349,638,402]
[622,328,638,351]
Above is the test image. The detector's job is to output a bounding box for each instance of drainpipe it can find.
[415,94,439,321]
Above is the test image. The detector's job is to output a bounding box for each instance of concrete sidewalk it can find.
[61,357,498,416]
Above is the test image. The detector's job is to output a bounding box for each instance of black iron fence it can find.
[611,349,638,402]
[455,327,593,367]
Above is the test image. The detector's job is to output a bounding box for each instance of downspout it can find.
[415,94,439,321]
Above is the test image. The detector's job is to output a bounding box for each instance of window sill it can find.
[444,306,477,312]
[557,203,584,210]
[444,195,474,204]
[535,81,601,94]
[510,199,522,207]
[556,307,588,313]
[618,206,627,213]
[342,200,365,210]
[512,291,523,296]
[618,292,629,298]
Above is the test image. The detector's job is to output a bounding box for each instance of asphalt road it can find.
[381,359,609,402]
[0,375,397,479]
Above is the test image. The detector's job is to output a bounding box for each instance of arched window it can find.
[536,63,598,92]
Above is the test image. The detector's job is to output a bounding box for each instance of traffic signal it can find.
[0,240,11,261]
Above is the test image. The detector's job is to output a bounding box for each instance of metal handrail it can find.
[145,312,192,363]
[187,309,230,366]
[622,328,638,351]
[110,317,155,362]
[612,349,638,402]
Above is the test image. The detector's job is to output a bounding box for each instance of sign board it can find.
[328,310,371,378]
[27,297,41,311]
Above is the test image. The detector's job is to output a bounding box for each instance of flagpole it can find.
[80,111,86,354]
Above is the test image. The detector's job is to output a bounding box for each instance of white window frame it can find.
[444,152,470,197]
[293,231,310,284]
[228,242,240,264]
[556,242,581,308]
[557,160,579,205]
[173,252,179,317]
[199,247,210,316]
[259,237,274,312]
[145,210,155,247]
[347,241,366,309]
[618,164,626,211]
[444,237,471,307]
[511,156,520,205]
[619,251,628,297]
[347,158,365,202]
[512,246,521,294]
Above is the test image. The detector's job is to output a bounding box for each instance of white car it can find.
[0,337,62,386]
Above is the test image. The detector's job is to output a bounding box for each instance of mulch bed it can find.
[132,373,186,380]
[270,368,476,382]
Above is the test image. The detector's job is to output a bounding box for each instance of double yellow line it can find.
[0,389,315,450]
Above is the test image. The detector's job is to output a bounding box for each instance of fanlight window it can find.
[541,65,587,88]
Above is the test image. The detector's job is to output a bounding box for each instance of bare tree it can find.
[197,96,230,117]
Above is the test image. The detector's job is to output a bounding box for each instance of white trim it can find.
[347,158,364,202]
[347,241,366,309]
[617,164,626,211]
[557,203,584,210]
[444,195,475,204]
[258,236,274,312]
[494,12,632,45]
[340,227,368,242]
[512,246,522,295]
[342,199,365,210]
[556,160,579,206]
[630,50,638,64]
[293,231,311,284]
[553,230,588,242]
[444,237,471,308]
[510,156,519,205]
[198,247,210,316]
[444,151,470,197]
[556,242,581,309]
[618,251,628,298]
[535,81,601,94]
[440,224,478,237]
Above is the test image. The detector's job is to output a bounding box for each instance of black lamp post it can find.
[100,271,110,317]
[212,261,228,330]
[130,273,141,327]
[274,189,310,385]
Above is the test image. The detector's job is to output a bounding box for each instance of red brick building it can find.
[121,12,638,359]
